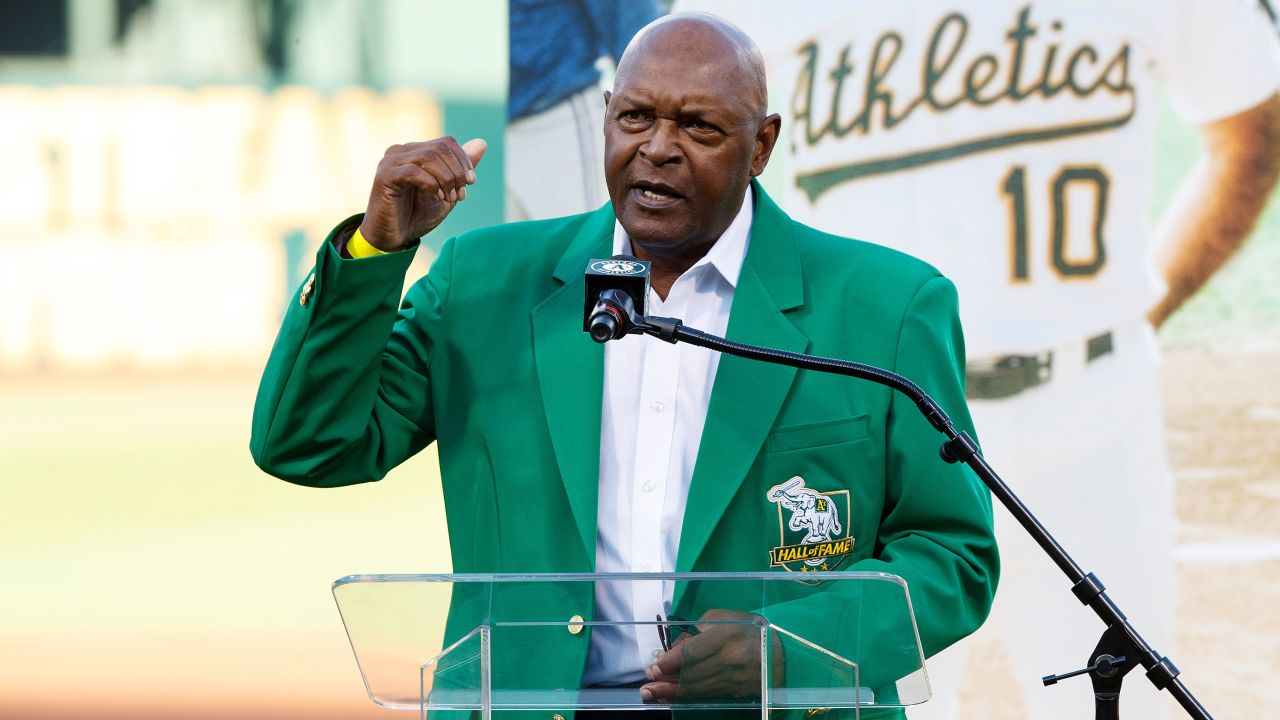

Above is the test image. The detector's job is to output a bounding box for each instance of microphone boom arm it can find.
[631,313,1211,720]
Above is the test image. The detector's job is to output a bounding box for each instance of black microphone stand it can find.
[625,314,1212,720]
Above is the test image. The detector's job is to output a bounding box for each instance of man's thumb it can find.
[462,138,488,170]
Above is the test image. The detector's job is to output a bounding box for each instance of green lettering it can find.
[1051,167,1109,277]
[923,13,968,111]
[788,5,1137,201]
[1065,45,1101,96]
[965,55,1002,106]
[1097,45,1132,95]
[793,42,826,147]
[1037,41,1064,98]
[827,45,859,137]
[865,31,909,131]
[1004,6,1037,100]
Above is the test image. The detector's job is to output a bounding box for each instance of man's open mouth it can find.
[631,181,684,208]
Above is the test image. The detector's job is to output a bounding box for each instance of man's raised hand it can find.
[358,137,488,251]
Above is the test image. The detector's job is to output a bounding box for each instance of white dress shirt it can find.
[583,189,754,686]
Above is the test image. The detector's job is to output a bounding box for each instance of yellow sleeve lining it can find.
[347,226,389,259]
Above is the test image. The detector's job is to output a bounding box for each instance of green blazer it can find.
[251,184,998,716]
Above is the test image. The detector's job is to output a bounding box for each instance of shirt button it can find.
[652,648,662,659]
[640,561,652,571]
[651,400,665,413]
[642,481,656,492]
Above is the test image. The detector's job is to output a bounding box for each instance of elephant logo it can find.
[767,476,854,572]
[590,259,645,275]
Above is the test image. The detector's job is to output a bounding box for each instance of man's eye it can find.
[686,119,717,133]
[620,110,649,123]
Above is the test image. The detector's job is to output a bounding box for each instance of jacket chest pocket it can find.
[756,414,883,567]
[765,414,870,454]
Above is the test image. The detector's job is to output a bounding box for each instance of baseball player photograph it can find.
[666,0,1280,717]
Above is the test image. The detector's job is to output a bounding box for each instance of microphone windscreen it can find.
[583,255,651,333]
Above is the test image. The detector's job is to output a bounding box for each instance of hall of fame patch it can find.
[767,476,854,573]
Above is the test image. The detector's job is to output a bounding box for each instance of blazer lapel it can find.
[676,184,809,575]
[532,207,615,564]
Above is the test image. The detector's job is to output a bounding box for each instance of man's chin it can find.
[618,215,691,258]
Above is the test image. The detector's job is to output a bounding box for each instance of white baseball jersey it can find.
[675,0,1280,355]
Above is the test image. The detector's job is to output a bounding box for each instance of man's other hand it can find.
[359,137,488,251]
[639,608,784,704]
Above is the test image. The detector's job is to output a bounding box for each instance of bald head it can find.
[614,12,768,119]
[601,12,781,276]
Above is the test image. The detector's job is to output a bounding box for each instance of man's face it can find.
[604,37,774,258]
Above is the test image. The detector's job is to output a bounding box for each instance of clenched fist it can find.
[358,137,488,251]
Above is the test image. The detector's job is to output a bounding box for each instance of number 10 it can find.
[1001,165,1110,281]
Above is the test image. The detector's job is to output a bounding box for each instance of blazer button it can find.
[552,714,565,720]
[567,615,584,635]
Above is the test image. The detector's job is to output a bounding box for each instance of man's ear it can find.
[750,113,783,177]
[603,90,612,109]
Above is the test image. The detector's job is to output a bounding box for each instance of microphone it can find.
[583,255,650,343]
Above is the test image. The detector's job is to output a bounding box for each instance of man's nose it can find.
[638,119,681,165]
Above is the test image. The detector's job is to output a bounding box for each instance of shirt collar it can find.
[612,187,754,289]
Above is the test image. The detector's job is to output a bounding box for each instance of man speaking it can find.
[251,13,998,716]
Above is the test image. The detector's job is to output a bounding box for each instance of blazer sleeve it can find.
[759,275,999,701]
[869,274,1000,654]
[250,216,454,487]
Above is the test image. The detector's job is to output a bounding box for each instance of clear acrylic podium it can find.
[332,572,929,718]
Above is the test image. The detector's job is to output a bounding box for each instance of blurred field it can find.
[0,372,450,719]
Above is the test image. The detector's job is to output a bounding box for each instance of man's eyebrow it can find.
[678,106,715,118]
[678,105,749,127]
[674,108,726,126]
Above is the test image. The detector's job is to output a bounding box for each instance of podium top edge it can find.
[331,571,907,590]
